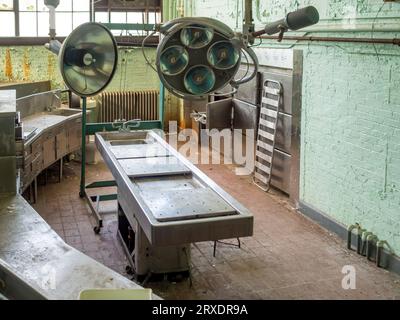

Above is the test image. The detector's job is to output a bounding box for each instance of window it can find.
[0,0,15,36]
[0,0,90,37]
[0,0,162,39]
[95,10,161,36]
[21,0,90,37]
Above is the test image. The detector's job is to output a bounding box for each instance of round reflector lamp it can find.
[184,65,216,95]
[180,25,214,49]
[59,22,118,97]
[160,45,189,76]
[207,41,240,70]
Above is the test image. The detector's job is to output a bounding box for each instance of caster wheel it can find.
[125,266,134,275]
[93,226,101,234]
[79,191,85,198]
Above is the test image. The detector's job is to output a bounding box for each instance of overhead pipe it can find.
[259,34,400,46]
[252,6,320,42]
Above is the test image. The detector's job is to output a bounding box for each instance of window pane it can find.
[127,12,142,24]
[37,0,49,11]
[56,12,72,36]
[0,12,15,35]
[19,0,36,11]
[73,12,90,28]
[38,11,49,36]
[0,0,13,10]
[110,12,126,23]
[20,12,37,36]
[57,0,72,11]
[73,0,89,11]
[95,11,108,23]
[148,12,161,24]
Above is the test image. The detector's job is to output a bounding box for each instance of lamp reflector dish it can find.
[59,22,118,97]
[160,46,189,76]
[184,65,216,95]
[207,41,240,70]
[180,25,214,49]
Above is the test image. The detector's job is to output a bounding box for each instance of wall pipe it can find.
[259,35,400,46]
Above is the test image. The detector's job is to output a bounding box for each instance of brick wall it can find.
[187,0,400,255]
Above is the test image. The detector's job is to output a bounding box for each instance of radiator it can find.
[98,90,159,122]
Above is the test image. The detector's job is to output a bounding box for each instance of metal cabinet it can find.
[67,118,82,152]
[206,49,303,206]
[20,116,83,193]
[56,127,68,159]
[43,137,56,168]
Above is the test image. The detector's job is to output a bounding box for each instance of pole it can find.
[159,82,165,130]
[79,97,87,198]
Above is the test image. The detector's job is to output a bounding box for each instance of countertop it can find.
[22,109,83,147]
[0,194,155,300]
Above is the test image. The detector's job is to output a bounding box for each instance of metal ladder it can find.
[253,79,283,192]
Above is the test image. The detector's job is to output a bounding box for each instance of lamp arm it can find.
[230,45,259,87]
[159,17,235,38]
[45,39,62,55]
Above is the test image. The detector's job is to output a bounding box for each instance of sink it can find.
[45,108,82,117]
[101,131,152,142]
[109,139,148,146]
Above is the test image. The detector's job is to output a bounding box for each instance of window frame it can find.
[0,0,162,44]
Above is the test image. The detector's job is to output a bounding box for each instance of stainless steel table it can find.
[96,130,254,277]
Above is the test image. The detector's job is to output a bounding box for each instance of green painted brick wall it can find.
[0,46,160,91]
[188,0,400,255]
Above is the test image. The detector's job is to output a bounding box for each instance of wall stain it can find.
[47,53,55,80]
[23,49,31,81]
[5,48,13,81]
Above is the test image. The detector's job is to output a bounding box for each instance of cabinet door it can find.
[68,119,82,153]
[56,130,68,158]
[43,137,56,168]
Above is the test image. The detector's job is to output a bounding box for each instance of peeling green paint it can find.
[0,46,160,92]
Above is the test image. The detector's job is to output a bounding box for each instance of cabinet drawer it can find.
[31,137,43,154]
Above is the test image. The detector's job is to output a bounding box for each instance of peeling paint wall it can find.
[189,0,400,255]
[0,46,160,92]
[0,44,179,129]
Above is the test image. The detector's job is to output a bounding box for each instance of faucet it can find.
[46,91,61,112]
[120,119,141,132]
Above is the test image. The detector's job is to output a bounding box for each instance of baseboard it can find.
[299,201,400,276]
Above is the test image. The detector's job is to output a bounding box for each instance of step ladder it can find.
[253,79,283,192]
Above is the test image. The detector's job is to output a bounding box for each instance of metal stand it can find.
[79,97,87,198]
[213,238,241,257]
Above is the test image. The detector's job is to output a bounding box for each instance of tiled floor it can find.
[32,155,400,300]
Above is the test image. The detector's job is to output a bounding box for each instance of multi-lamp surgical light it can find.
[149,6,320,100]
